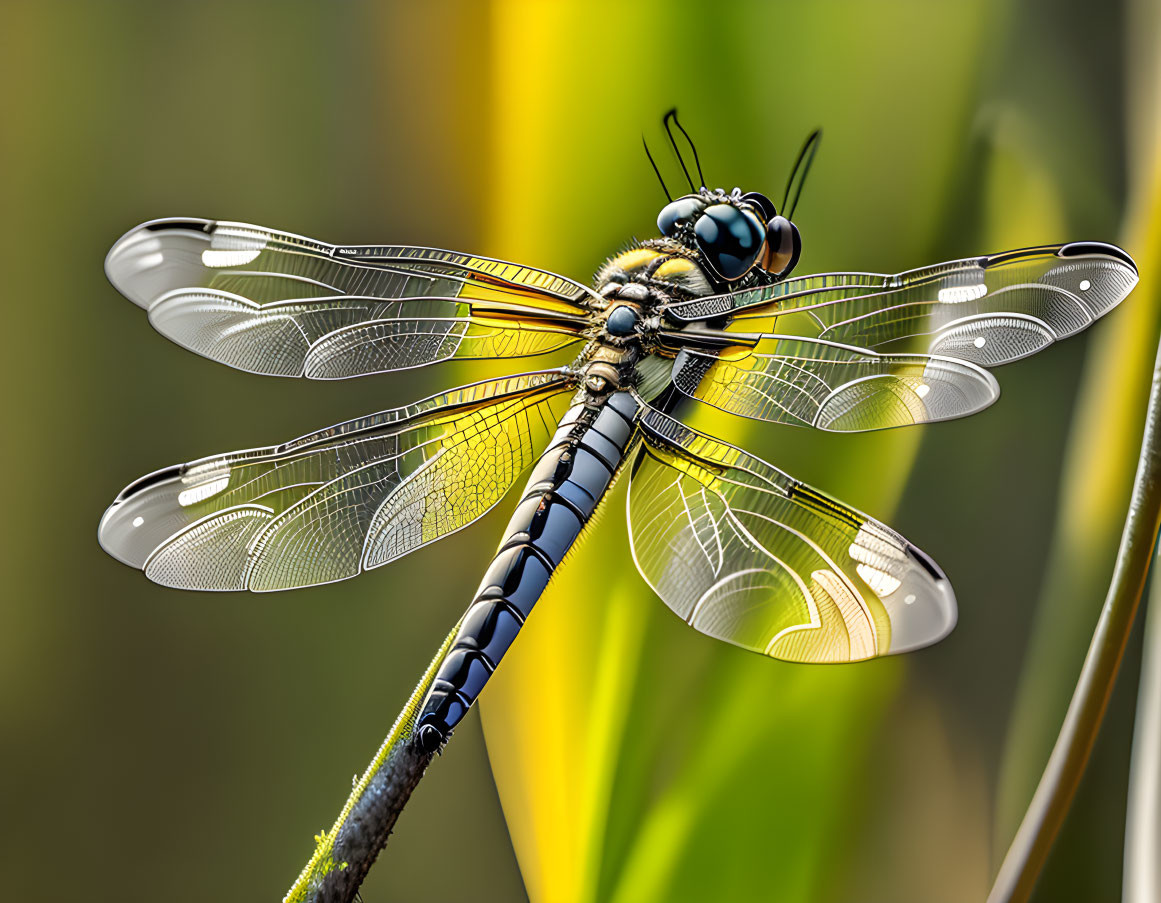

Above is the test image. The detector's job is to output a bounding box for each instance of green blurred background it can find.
[2,1,1158,901]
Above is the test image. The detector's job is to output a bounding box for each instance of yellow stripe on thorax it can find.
[609,247,663,272]
[653,257,695,279]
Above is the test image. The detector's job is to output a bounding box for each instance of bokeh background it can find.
[2,1,1158,901]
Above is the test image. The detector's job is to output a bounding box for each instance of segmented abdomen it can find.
[415,391,638,751]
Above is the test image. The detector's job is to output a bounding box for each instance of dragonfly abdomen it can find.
[415,391,638,752]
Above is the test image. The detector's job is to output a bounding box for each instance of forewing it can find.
[104,219,591,377]
[671,337,999,432]
[663,243,1137,367]
[99,372,576,591]
[627,404,956,663]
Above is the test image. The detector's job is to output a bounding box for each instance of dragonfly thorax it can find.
[594,241,717,306]
[585,241,721,387]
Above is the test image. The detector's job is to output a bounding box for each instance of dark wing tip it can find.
[881,538,958,655]
[104,217,216,309]
[1058,241,1138,274]
[99,465,190,569]
[905,540,947,583]
[141,218,214,234]
[113,463,184,503]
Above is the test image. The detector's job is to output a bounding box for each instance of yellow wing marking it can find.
[457,279,588,317]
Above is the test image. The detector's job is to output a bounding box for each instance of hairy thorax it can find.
[576,239,762,398]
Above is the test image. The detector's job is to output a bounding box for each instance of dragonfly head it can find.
[656,188,801,283]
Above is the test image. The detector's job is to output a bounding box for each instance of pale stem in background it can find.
[1124,565,1160,903]
[986,336,1161,903]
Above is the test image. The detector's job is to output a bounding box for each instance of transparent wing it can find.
[627,403,956,663]
[104,218,592,377]
[662,243,1137,367]
[671,336,999,432]
[99,371,576,591]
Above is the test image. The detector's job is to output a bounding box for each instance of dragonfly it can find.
[98,119,1138,756]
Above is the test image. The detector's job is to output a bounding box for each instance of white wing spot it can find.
[857,562,902,597]
[915,384,931,398]
[904,593,917,605]
[1079,279,1091,291]
[938,283,987,303]
[202,248,261,267]
[177,476,230,507]
[132,516,144,528]
[973,336,987,348]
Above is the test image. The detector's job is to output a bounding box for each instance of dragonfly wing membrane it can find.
[665,243,1137,367]
[105,219,590,378]
[99,372,576,591]
[303,314,582,380]
[672,338,999,432]
[627,404,956,662]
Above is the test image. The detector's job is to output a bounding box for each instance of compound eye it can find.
[740,191,777,224]
[694,203,766,280]
[761,215,802,278]
[657,195,707,236]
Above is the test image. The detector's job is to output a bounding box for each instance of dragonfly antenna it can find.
[642,135,673,203]
[662,108,698,192]
[782,128,822,221]
[664,109,705,190]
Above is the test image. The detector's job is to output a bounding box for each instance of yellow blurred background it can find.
[1,1,1157,901]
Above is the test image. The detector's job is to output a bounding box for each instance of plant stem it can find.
[1124,552,1161,903]
[986,333,1161,903]
[282,621,461,903]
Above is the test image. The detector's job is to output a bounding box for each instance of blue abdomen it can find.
[415,391,638,751]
